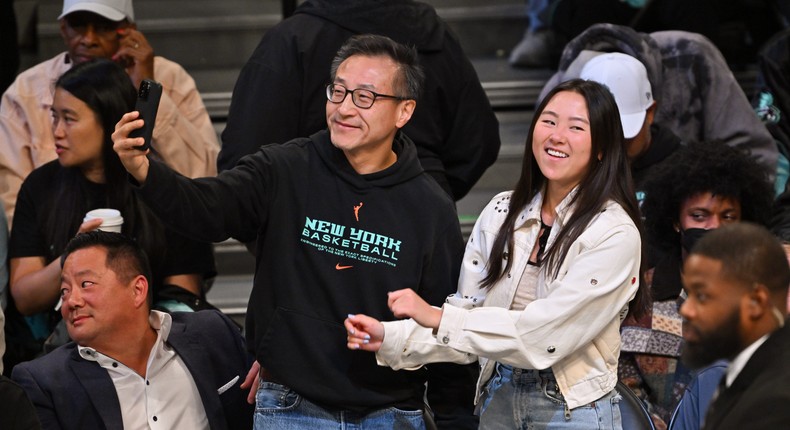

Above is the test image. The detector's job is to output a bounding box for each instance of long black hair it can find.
[44,59,165,267]
[481,79,648,316]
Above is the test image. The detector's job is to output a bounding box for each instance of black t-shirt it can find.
[9,161,216,297]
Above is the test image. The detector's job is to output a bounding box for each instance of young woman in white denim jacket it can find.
[346,79,648,429]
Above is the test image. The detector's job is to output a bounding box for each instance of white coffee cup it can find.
[83,208,124,233]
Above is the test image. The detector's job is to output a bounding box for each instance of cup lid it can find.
[84,208,123,224]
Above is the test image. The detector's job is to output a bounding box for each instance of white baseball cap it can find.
[580,52,653,139]
[59,0,134,22]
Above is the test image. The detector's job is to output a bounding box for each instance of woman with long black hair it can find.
[346,79,647,429]
[7,59,215,360]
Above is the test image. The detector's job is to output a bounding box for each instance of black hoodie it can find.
[218,0,500,201]
[137,130,466,412]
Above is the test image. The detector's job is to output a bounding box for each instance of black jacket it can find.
[702,323,790,430]
[12,311,253,430]
[0,376,39,430]
[218,0,500,200]
[136,130,473,416]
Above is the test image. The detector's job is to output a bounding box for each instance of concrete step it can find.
[22,1,759,116]
[31,0,526,69]
[194,60,760,124]
[27,0,538,114]
[195,58,552,122]
[33,0,279,71]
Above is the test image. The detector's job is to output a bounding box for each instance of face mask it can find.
[681,228,711,254]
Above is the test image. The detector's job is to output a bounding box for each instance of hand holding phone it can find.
[130,79,162,150]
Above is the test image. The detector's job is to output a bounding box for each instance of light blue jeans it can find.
[254,381,426,429]
[479,364,623,429]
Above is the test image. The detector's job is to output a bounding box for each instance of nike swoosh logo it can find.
[335,263,353,270]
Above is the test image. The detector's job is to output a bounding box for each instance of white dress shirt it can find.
[725,334,769,388]
[78,311,209,430]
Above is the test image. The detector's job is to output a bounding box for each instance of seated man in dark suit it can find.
[11,231,252,430]
[679,222,790,430]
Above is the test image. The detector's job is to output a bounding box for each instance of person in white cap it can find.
[0,0,219,227]
[581,52,687,428]
[581,53,654,156]
[580,51,683,190]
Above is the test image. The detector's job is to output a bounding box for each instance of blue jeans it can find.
[479,364,623,429]
[254,381,426,429]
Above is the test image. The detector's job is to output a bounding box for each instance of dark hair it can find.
[330,34,424,101]
[482,79,648,315]
[691,222,790,297]
[44,59,165,269]
[62,231,153,306]
[641,140,773,252]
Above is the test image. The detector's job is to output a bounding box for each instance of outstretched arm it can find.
[345,288,444,352]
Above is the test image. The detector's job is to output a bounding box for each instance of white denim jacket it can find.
[378,190,641,409]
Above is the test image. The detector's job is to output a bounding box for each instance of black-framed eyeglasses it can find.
[325,84,406,109]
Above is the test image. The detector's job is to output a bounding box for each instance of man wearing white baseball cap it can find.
[59,0,134,22]
[582,51,689,428]
[0,0,219,227]
[580,52,683,188]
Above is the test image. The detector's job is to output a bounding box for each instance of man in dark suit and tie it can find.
[11,231,253,429]
[679,222,790,430]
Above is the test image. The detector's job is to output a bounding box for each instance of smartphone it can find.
[130,79,162,150]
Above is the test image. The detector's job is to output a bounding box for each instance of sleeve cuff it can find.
[435,304,467,348]
[376,320,424,371]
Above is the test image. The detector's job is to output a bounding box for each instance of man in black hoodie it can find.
[112,34,477,429]
[217,0,500,202]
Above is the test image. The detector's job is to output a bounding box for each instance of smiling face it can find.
[532,91,594,194]
[326,54,415,172]
[678,192,742,231]
[51,87,105,178]
[60,246,142,350]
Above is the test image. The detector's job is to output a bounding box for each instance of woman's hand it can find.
[345,314,384,352]
[112,111,150,183]
[77,218,104,234]
[388,289,442,330]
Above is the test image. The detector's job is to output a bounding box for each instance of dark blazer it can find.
[11,310,253,430]
[0,375,40,429]
[702,322,790,429]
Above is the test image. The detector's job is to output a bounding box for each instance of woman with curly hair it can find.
[619,139,774,427]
